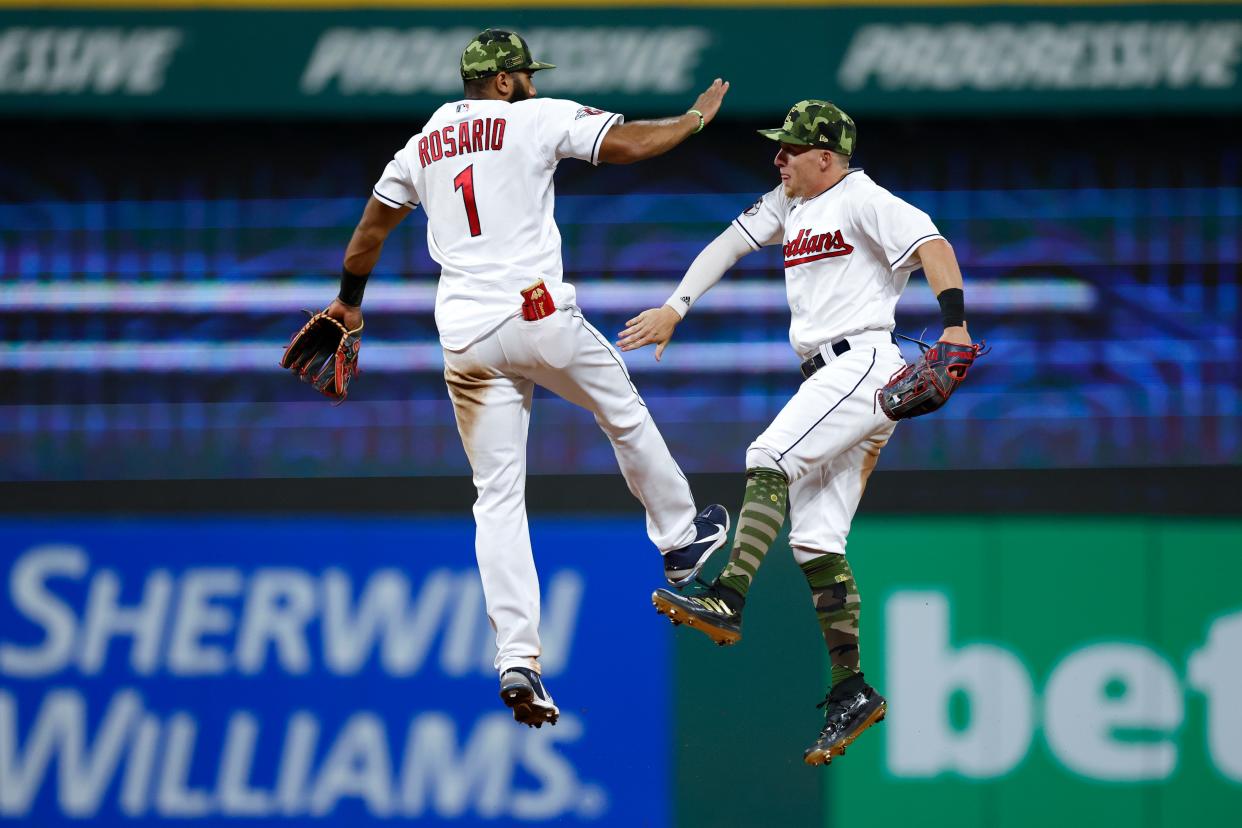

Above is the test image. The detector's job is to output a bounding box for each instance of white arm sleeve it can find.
[664,226,754,319]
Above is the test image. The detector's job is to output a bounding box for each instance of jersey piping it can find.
[590,114,623,165]
[890,232,942,270]
[732,218,763,251]
[372,188,417,209]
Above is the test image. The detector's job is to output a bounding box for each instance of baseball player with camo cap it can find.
[619,100,976,764]
[316,28,732,728]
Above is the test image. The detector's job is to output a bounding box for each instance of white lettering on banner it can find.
[0,547,581,679]
[167,569,243,676]
[300,26,710,96]
[0,690,597,819]
[321,568,455,675]
[0,545,85,677]
[236,568,317,675]
[0,546,598,819]
[530,27,710,95]
[300,27,473,96]
[80,567,172,675]
[887,592,1034,777]
[398,713,510,817]
[218,713,271,816]
[275,713,318,816]
[156,713,210,817]
[310,713,393,817]
[0,689,141,816]
[839,21,1242,93]
[120,715,159,816]
[885,591,1242,783]
[513,715,594,820]
[1188,611,1242,780]
[1044,645,1182,780]
[0,27,182,95]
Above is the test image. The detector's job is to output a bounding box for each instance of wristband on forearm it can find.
[338,267,369,308]
[937,287,965,328]
[686,109,704,134]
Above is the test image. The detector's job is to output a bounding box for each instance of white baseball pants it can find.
[746,332,905,561]
[443,307,698,675]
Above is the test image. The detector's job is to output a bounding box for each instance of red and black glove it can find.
[877,337,986,421]
[280,311,362,403]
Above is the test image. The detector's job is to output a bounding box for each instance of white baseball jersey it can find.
[732,169,943,358]
[372,97,623,351]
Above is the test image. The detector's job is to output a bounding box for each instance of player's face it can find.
[774,143,818,198]
[508,71,536,102]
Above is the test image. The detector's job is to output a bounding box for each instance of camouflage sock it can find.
[716,468,788,598]
[800,553,861,686]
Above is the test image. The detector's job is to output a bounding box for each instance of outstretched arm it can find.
[597,78,729,165]
[617,227,753,360]
[915,237,972,346]
[325,196,412,330]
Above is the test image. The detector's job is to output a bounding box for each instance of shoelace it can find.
[814,693,860,737]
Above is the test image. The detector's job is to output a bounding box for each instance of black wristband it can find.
[338,267,369,308]
[937,287,965,329]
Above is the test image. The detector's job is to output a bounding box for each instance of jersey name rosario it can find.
[372,97,622,351]
[417,117,507,167]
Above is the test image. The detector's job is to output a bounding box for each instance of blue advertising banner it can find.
[0,517,667,826]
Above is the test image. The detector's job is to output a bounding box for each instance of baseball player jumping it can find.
[619,101,977,764]
[313,29,732,728]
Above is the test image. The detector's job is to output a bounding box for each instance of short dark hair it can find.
[463,76,493,98]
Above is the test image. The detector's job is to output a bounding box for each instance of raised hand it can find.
[691,78,730,126]
[617,305,682,361]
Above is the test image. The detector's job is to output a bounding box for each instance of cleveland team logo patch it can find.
[783,228,854,268]
[575,107,606,120]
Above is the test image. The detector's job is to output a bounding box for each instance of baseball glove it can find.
[877,336,987,421]
[280,311,362,403]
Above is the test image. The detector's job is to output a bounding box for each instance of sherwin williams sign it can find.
[830,518,1242,828]
[0,518,668,825]
[1,5,1240,115]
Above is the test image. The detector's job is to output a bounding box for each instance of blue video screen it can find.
[1,119,1237,478]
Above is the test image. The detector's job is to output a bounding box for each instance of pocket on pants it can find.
[518,308,575,370]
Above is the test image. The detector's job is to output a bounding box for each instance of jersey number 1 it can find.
[453,165,482,237]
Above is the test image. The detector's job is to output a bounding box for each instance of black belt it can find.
[800,333,898,379]
[800,339,852,379]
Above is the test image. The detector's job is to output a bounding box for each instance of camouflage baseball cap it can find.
[460,28,556,81]
[758,100,857,156]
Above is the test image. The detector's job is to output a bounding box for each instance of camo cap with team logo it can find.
[758,100,856,156]
[460,28,556,81]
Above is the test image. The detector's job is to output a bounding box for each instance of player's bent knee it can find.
[745,445,783,474]
[791,545,845,566]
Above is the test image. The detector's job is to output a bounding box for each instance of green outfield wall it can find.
[675,517,1242,828]
[2,4,1240,116]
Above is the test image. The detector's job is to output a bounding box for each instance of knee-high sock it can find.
[716,467,788,598]
[800,553,861,687]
